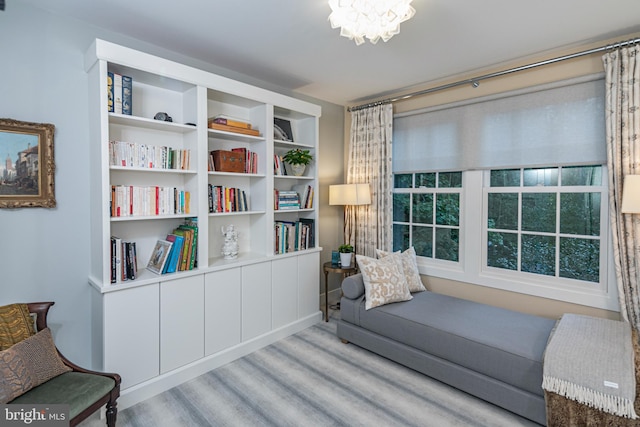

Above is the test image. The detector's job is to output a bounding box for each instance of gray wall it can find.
[0,2,345,367]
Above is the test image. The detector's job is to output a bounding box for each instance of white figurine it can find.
[221,225,239,259]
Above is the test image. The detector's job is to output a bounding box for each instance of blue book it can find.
[164,234,184,273]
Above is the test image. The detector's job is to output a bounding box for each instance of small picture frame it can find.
[0,118,56,208]
[147,239,173,274]
[274,117,294,142]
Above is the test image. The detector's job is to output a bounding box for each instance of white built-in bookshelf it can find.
[85,39,321,409]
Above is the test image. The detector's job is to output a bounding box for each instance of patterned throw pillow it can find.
[0,304,36,351]
[376,247,427,293]
[0,328,71,403]
[356,254,412,310]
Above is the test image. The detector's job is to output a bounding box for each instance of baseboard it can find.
[118,311,322,410]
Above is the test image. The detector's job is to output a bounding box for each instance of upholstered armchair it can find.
[0,302,121,427]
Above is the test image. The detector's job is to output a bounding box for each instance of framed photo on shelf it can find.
[274,117,294,142]
[147,239,173,275]
[0,118,56,208]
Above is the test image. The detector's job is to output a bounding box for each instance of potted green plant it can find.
[282,148,313,176]
[338,244,354,267]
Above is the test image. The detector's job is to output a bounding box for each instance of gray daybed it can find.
[337,273,556,425]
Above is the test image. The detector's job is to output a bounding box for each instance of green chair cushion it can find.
[11,372,115,419]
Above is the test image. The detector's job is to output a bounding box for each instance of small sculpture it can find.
[221,225,239,259]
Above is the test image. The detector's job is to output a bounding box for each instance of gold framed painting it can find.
[0,118,56,208]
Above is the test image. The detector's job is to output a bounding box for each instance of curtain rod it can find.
[348,37,640,112]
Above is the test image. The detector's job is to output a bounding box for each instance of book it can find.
[107,72,114,113]
[208,122,260,136]
[164,234,184,273]
[113,72,123,114]
[209,116,252,130]
[147,240,172,275]
[122,75,132,115]
[178,223,198,270]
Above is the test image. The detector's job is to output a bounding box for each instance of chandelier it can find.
[328,0,416,45]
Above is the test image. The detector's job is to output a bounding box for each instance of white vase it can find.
[340,252,353,267]
[290,164,306,176]
[221,225,239,259]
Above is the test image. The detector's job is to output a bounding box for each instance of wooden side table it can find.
[323,261,357,322]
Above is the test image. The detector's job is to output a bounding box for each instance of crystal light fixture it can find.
[328,0,416,45]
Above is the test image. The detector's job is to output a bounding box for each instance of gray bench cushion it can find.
[342,287,555,396]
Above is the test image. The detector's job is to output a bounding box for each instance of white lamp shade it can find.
[329,183,371,206]
[621,175,640,213]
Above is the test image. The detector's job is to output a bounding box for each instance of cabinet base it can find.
[117,311,322,410]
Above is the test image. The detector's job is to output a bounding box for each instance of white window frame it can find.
[412,169,618,311]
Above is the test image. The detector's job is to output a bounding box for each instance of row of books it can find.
[147,219,199,275]
[274,219,315,254]
[208,185,249,213]
[109,140,191,170]
[273,155,288,175]
[292,184,314,209]
[110,237,138,283]
[207,115,260,137]
[107,72,132,115]
[111,185,190,217]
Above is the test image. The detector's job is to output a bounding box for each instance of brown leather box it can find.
[211,150,245,173]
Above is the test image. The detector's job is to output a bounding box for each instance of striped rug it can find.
[80,318,539,427]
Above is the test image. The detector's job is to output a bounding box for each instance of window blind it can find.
[393,75,606,173]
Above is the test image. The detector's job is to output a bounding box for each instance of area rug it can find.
[79,317,539,426]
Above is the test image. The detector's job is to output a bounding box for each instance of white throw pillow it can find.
[376,247,426,293]
[356,254,412,310]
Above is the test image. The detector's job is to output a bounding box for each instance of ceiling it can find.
[21,0,640,106]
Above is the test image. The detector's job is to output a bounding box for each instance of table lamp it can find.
[329,183,371,257]
[621,175,640,213]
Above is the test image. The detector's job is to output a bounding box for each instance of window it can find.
[393,171,461,262]
[391,75,618,310]
[485,166,603,284]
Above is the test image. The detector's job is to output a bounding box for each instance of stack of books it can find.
[208,115,260,137]
[274,190,300,210]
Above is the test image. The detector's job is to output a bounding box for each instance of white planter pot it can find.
[340,252,353,267]
[289,164,306,176]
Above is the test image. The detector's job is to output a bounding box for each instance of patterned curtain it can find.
[603,44,640,331]
[345,103,393,257]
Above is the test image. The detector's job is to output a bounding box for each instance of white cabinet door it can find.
[272,257,298,329]
[298,251,320,319]
[160,275,205,373]
[242,262,272,341]
[103,284,159,389]
[204,268,241,355]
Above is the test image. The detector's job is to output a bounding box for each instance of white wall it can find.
[0,2,345,366]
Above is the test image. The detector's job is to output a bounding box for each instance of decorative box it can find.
[212,150,245,173]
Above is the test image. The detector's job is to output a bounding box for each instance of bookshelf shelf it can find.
[86,39,321,404]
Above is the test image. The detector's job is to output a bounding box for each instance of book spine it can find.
[122,75,132,115]
[113,73,123,114]
[107,72,114,113]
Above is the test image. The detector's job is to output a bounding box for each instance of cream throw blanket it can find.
[542,313,637,419]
